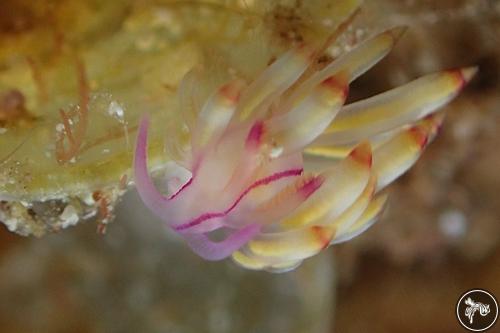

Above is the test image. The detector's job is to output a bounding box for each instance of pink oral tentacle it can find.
[172,168,303,231]
[182,224,261,261]
[134,115,175,218]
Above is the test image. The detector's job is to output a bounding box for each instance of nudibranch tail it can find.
[134,18,476,271]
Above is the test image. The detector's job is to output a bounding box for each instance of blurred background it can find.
[335,1,500,332]
[0,0,499,332]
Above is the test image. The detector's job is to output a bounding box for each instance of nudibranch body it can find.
[135,26,475,272]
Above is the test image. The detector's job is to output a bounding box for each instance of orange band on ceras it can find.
[320,74,349,101]
[408,126,428,149]
[349,142,373,167]
[447,67,477,91]
[218,80,244,105]
[311,226,334,250]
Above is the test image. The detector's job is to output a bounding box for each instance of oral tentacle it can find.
[134,115,175,218]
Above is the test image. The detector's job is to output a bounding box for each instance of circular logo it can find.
[456,289,498,332]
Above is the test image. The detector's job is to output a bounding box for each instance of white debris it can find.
[355,28,365,40]
[55,123,65,132]
[108,101,125,121]
[0,128,7,134]
[3,217,20,233]
[81,192,96,206]
[60,205,79,229]
[269,146,284,159]
[322,19,334,27]
[330,46,342,57]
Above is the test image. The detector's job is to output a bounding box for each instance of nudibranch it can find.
[134,26,475,272]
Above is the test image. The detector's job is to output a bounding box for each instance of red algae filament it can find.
[55,58,89,165]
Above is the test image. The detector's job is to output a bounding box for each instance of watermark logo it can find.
[456,289,498,331]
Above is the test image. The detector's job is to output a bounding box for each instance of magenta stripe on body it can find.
[173,168,303,231]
